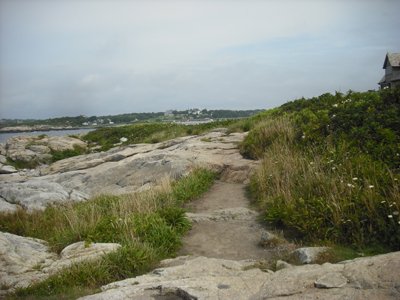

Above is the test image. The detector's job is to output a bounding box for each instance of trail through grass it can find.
[1,169,216,299]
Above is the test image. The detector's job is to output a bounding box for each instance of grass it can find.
[83,120,236,151]
[50,145,87,162]
[6,157,41,170]
[1,168,216,299]
[244,89,400,251]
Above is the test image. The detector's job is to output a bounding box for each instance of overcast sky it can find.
[0,0,399,119]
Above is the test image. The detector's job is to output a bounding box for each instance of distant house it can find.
[379,53,400,89]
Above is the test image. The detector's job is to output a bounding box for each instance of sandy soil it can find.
[179,181,271,260]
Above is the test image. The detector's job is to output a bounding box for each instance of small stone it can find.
[291,247,330,264]
[0,165,17,174]
[275,260,293,270]
[260,231,283,248]
[314,272,348,289]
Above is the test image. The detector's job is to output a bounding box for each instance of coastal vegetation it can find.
[242,89,400,250]
[83,120,234,151]
[1,169,216,299]
[0,109,261,129]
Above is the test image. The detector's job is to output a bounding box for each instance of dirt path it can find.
[179,181,270,260]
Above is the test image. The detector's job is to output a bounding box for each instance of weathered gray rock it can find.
[291,247,330,264]
[0,180,88,211]
[0,231,121,295]
[0,154,7,164]
[80,252,400,300]
[0,164,17,174]
[314,272,348,288]
[276,260,293,270]
[0,131,257,212]
[0,232,57,293]
[0,197,19,213]
[80,256,267,300]
[3,135,86,166]
[0,144,6,156]
[259,230,286,248]
[42,241,121,275]
[44,136,87,152]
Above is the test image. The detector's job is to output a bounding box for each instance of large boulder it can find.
[0,231,121,296]
[0,180,88,211]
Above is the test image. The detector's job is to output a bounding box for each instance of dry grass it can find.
[249,119,400,249]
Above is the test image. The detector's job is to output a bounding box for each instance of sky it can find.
[0,0,399,119]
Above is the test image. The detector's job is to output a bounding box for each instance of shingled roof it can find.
[383,53,400,68]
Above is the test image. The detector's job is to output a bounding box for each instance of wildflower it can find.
[333,104,338,107]
[388,215,393,218]
[310,162,314,165]
[332,167,336,170]
[331,114,336,118]
[302,135,306,139]
[120,137,128,143]
[390,204,393,207]
[398,221,400,224]
[393,211,399,216]
[368,185,374,189]
[328,160,334,163]
[352,177,358,181]
[381,200,386,204]
[347,183,355,188]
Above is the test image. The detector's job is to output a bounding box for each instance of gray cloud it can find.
[1,0,399,119]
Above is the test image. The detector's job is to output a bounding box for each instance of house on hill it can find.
[379,53,400,89]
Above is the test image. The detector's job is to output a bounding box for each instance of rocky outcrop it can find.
[79,252,400,299]
[1,135,87,166]
[0,231,120,296]
[0,130,257,212]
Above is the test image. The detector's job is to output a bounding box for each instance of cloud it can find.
[0,0,399,119]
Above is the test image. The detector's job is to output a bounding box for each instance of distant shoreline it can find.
[0,126,96,134]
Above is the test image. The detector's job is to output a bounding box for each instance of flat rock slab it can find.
[79,252,400,300]
[314,272,348,288]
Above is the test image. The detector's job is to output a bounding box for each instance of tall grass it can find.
[247,114,400,250]
[1,168,216,298]
[251,139,400,247]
